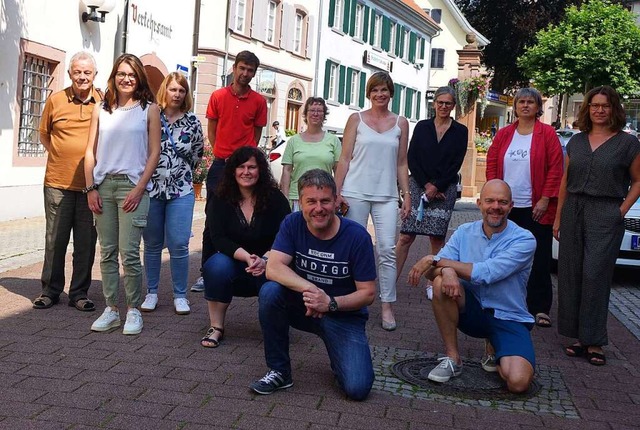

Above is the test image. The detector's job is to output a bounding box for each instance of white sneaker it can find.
[91,307,120,332]
[140,293,158,312]
[123,308,143,335]
[174,298,190,315]
[425,285,433,301]
[481,354,498,373]
[190,277,205,292]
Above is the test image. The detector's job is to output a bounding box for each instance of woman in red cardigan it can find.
[486,87,563,327]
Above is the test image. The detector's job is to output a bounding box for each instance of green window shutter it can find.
[349,0,357,36]
[369,12,376,43]
[399,28,406,58]
[392,84,401,114]
[409,33,417,63]
[405,89,413,118]
[328,0,335,27]
[324,61,332,100]
[345,68,353,105]
[342,0,350,33]
[382,16,390,51]
[417,91,422,119]
[420,37,425,59]
[359,72,366,107]
[395,25,402,54]
[362,7,369,42]
[338,65,346,104]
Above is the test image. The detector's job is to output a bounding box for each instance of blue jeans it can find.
[203,253,265,303]
[258,281,374,401]
[94,175,149,308]
[143,193,195,298]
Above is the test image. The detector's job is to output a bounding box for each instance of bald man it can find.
[409,179,536,393]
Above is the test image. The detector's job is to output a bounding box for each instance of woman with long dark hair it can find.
[200,147,290,348]
[555,85,640,365]
[84,53,161,335]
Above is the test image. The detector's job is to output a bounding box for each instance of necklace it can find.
[116,100,140,111]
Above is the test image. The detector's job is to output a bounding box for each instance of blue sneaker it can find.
[250,370,293,395]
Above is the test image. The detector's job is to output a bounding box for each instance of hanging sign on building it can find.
[363,50,393,73]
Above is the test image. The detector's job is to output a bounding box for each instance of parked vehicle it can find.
[552,199,640,268]
[556,129,579,157]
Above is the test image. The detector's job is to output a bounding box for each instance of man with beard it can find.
[250,169,376,400]
[408,179,536,393]
[191,50,268,292]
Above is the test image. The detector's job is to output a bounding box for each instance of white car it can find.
[552,199,640,267]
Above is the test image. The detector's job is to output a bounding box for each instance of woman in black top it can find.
[395,86,468,279]
[554,86,640,365]
[201,147,291,348]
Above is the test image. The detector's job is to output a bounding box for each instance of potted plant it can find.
[474,131,493,155]
[193,145,213,200]
[449,76,490,118]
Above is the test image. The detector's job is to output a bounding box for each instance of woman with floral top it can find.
[141,72,204,315]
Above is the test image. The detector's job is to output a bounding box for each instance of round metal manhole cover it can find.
[391,357,541,400]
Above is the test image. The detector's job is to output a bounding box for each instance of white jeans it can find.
[345,196,398,303]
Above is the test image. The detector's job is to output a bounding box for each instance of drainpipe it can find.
[222,0,232,86]
[424,30,439,119]
[120,0,129,56]
[313,0,324,96]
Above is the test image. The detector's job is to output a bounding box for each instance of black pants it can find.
[508,207,553,316]
[200,159,226,270]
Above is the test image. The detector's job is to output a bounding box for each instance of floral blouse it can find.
[149,111,204,200]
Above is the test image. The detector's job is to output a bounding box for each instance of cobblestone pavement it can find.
[0,199,639,429]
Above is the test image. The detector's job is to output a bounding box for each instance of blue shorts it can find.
[458,287,535,368]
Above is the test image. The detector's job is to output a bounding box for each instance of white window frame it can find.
[374,15,382,48]
[389,22,397,55]
[350,69,359,105]
[431,48,445,69]
[412,90,419,120]
[399,87,406,116]
[294,12,303,53]
[354,4,363,39]
[266,1,277,43]
[334,0,344,30]
[402,29,410,60]
[329,63,339,102]
[235,0,246,32]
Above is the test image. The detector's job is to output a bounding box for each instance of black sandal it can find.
[565,343,586,357]
[201,327,224,348]
[32,295,58,309]
[587,349,606,366]
[69,298,96,312]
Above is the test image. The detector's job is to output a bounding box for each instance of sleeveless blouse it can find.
[342,112,401,202]
[93,102,151,189]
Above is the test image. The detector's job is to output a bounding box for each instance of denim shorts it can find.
[458,287,535,368]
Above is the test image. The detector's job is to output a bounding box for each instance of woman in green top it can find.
[280,97,341,210]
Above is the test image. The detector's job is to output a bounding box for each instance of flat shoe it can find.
[587,350,606,366]
[565,343,586,357]
[32,295,58,309]
[535,313,552,328]
[69,298,96,312]
[382,320,397,331]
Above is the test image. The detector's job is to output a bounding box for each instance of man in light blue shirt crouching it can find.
[409,179,536,393]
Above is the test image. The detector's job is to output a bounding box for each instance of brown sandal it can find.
[200,326,224,348]
[69,298,96,312]
[32,295,58,309]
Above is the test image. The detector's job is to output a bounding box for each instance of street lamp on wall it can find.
[81,0,116,23]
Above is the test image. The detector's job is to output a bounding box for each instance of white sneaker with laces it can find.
[123,308,143,335]
[140,293,158,312]
[190,277,205,292]
[427,356,462,383]
[91,308,121,332]
[481,354,498,372]
[174,298,191,315]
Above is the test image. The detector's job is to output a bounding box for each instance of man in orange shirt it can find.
[192,51,268,292]
[33,51,101,311]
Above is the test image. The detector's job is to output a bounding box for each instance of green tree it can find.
[518,0,640,95]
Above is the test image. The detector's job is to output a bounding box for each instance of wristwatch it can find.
[328,296,338,312]
[431,255,441,267]
[82,183,98,194]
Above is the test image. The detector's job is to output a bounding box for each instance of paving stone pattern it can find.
[0,200,639,428]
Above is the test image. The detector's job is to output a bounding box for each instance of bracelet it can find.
[400,190,411,196]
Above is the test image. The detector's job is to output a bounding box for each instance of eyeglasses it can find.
[436,101,455,108]
[308,110,324,116]
[588,103,611,111]
[115,72,137,81]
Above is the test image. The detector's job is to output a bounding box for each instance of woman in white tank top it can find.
[334,72,411,331]
[84,54,161,336]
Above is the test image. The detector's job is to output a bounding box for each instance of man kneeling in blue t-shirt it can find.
[250,169,377,400]
[409,179,537,394]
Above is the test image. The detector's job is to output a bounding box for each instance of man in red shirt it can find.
[192,51,268,292]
